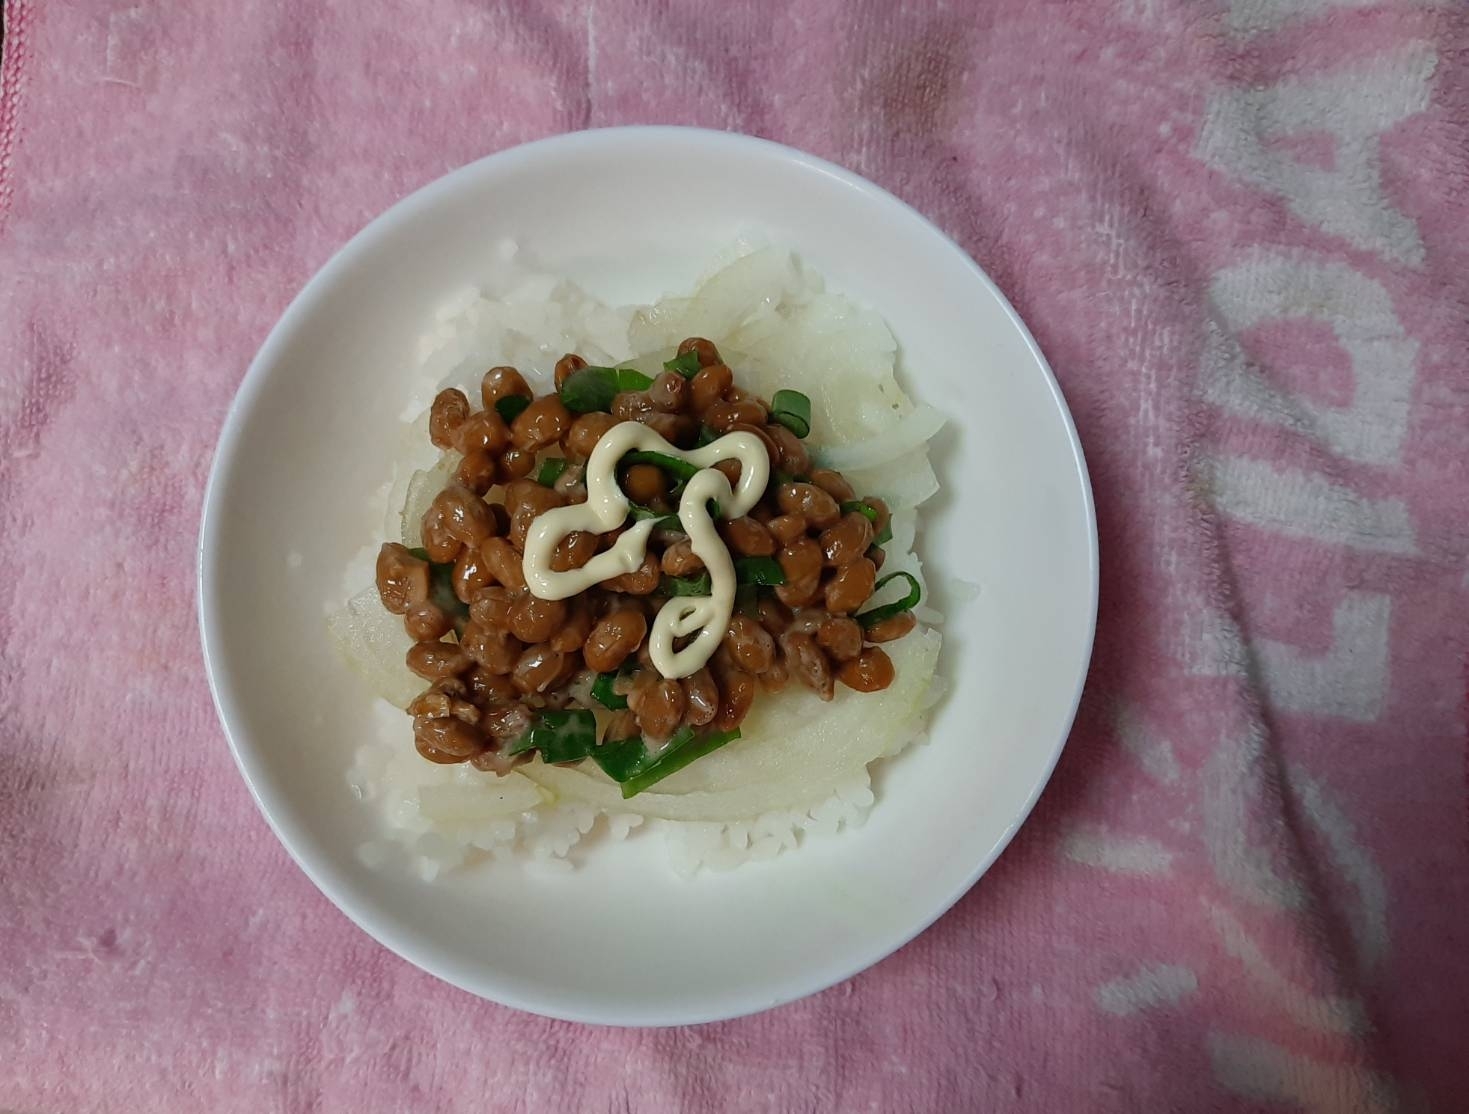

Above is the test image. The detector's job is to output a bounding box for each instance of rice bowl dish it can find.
[330,242,947,877]
[199,127,1096,1023]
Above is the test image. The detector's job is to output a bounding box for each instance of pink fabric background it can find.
[3,1,1467,1110]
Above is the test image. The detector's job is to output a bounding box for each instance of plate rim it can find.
[196,124,1099,1026]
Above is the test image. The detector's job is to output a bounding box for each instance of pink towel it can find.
[3,1,1466,1110]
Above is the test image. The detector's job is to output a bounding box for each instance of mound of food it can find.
[331,245,945,875]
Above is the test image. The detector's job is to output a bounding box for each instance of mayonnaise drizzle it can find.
[521,423,771,680]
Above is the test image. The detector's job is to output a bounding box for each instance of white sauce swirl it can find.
[520,422,771,680]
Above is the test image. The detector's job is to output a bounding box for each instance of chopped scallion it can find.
[855,571,922,628]
[619,728,741,798]
[507,709,598,763]
[591,734,648,782]
[408,547,469,624]
[840,500,892,545]
[560,366,655,413]
[628,503,683,531]
[537,457,569,487]
[495,395,531,424]
[591,671,629,711]
[770,389,812,438]
[734,556,786,586]
[661,572,713,597]
[663,350,702,377]
[622,450,701,483]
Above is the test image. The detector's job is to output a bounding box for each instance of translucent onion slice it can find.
[417,776,546,823]
[327,586,420,710]
[815,403,946,472]
[518,627,941,821]
[841,448,940,510]
[398,454,458,547]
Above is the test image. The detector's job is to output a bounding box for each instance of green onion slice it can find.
[592,726,742,798]
[537,457,569,487]
[621,450,701,484]
[495,395,531,424]
[591,671,629,711]
[591,734,649,782]
[619,728,741,798]
[855,571,922,628]
[663,350,702,377]
[770,389,812,438]
[841,499,892,544]
[560,366,655,413]
[661,572,713,597]
[507,709,598,763]
[628,503,684,531]
[407,547,469,624]
[734,556,786,586]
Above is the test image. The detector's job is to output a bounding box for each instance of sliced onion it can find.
[628,297,694,356]
[418,776,545,823]
[886,506,918,558]
[842,448,939,510]
[328,586,420,710]
[519,628,942,821]
[399,456,457,547]
[815,403,946,472]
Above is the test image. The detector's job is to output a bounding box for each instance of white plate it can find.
[198,127,1097,1026]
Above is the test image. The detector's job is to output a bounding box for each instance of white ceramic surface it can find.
[198,127,1097,1026]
